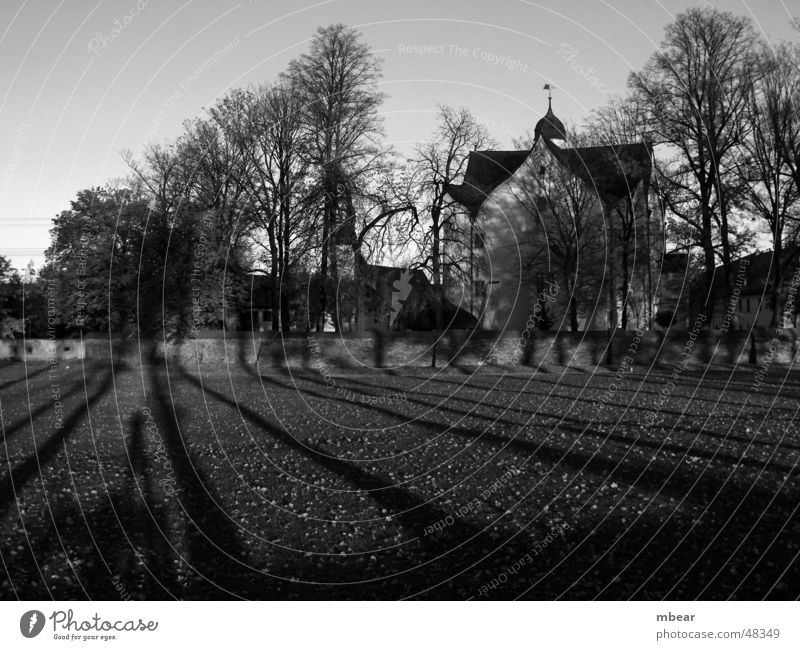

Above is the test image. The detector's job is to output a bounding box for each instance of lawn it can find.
[1,358,798,599]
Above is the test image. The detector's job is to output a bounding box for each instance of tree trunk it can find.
[280,291,291,331]
[268,221,280,332]
[353,249,365,332]
[646,199,654,329]
[330,240,340,333]
[619,199,634,330]
[569,294,579,332]
[620,241,630,330]
[608,213,615,332]
[566,272,579,332]
[318,177,333,331]
[701,199,716,323]
[770,229,782,328]
[278,181,291,332]
[719,188,733,291]
[270,268,280,332]
[431,206,443,367]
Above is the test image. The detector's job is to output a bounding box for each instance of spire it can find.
[535,85,565,141]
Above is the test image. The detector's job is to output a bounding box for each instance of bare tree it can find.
[740,42,800,325]
[777,43,800,207]
[210,84,320,330]
[412,105,494,343]
[629,7,757,311]
[179,114,254,255]
[346,158,419,330]
[585,95,649,147]
[585,97,657,329]
[287,24,384,331]
[125,109,256,333]
[122,143,185,218]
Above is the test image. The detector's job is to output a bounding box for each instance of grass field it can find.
[1,358,799,599]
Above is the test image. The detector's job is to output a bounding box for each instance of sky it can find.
[1,0,798,270]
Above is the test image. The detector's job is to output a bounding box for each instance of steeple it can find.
[535,84,566,141]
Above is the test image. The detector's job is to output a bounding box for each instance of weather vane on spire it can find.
[543,83,556,107]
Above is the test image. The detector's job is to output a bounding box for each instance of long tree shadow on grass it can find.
[0,483,180,600]
[0,363,170,599]
[340,372,800,471]
[310,362,800,472]
[260,369,800,598]
[0,366,117,516]
[417,371,800,451]
[120,410,181,597]
[177,361,569,599]
[292,370,800,485]
[1,359,247,600]
[146,359,255,599]
[0,363,116,445]
[484,504,800,600]
[421,368,800,424]
[0,363,50,391]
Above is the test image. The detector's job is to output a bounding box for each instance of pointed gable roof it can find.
[446,100,653,213]
[541,138,652,201]
[446,150,530,212]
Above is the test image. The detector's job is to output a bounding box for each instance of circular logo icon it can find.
[20,610,45,638]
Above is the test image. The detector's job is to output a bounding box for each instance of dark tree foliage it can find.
[43,187,248,336]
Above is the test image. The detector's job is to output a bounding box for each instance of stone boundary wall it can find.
[0,338,84,361]
[2,329,798,368]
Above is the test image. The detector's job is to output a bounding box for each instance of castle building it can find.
[446,99,664,332]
